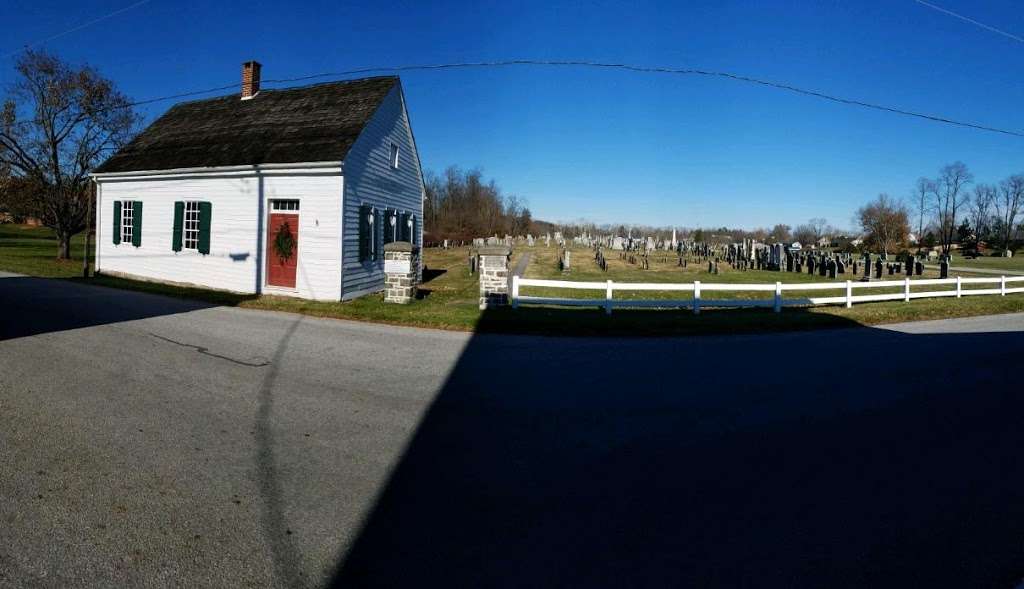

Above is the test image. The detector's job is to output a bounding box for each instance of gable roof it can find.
[94,76,398,174]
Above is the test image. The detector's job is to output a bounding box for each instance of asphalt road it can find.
[2,273,1024,588]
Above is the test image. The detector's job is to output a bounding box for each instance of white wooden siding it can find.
[261,174,343,300]
[96,171,343,300]
[97,176,262,293]
[341,83,425,299]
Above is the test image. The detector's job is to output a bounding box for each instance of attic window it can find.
[389,142,399,169]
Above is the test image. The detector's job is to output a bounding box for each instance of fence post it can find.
[1001,275,1006,296]
[845,280,853,308]
[774,281,782,313]
[511,274,520,309]
[693,280,701,315]
[956,275,962,298]
[605,279,613,315]
[904,277,910,302]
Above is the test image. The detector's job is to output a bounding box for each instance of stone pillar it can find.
[383,241,419,304]
[478,245,511,309]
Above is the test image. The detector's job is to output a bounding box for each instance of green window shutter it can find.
[358,204,370,262]
[372,208,381,260]
[399,212,410,242]
[172,201,184,252]
[197,201,212,255]
[112,201,121,245]
[131,201,143,247]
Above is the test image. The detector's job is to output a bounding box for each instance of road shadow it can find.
[329,309,1024,588]
[0,275,225,341]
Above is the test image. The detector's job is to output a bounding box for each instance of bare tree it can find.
[968,183,996,243]
[793,224,816,246]
[929,162,973,257]
[912,177,933,245]
[857,193,910,256]
[0,50,138,258]
[769,224,791,243]
[995,174,1024,256]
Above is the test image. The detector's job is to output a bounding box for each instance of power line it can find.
[1,0,152,59]
[112,59,1024,138]
[914,0,1024,44]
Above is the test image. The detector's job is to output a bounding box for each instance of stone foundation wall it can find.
[383,242,419,304]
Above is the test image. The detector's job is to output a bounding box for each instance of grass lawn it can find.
[3,224,1024,336]
[942,253,1024,273]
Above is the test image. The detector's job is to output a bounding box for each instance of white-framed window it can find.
[121,200,134,244]
[183,201,200,250]
[272,199,300,211]
[389,142,400,169]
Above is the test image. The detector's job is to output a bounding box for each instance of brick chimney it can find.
[241,61,261,100]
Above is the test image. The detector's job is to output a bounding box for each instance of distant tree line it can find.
[423,167,534,244]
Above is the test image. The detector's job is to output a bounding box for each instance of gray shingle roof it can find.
[94,76,398,174]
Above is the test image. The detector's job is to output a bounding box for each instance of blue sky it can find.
[4,0,1024,230]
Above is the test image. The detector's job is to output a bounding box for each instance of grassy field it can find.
[942,253,1024,273]
[3,224,1024,336]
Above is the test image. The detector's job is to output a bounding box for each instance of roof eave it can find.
[91,160,344,181]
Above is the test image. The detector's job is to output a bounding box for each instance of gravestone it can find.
[940,260,949,279]
[837,259,846,274]
[875,259,883,279]
[807,257,816,275]
[915,261,923,276]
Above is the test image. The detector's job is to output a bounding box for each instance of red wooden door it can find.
[267,213,298,288]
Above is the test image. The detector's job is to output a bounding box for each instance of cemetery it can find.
[4,223,1024,336]
[510,238,1022,311]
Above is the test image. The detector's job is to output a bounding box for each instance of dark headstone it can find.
[915,261,923,276]
[940,260,949,279]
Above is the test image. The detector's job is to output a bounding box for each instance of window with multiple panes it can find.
[183,201,200,250]
[272,200,300,211]
[120,201,134,244]
[389,142,400,169]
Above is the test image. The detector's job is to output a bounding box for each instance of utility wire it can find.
[108,59,1024,138]
[1,0,152,59]
[914,0,1024,44]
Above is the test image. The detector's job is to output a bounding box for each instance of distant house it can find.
[91,62,424,301]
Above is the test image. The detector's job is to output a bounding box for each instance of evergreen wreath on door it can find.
[273,221,296,263]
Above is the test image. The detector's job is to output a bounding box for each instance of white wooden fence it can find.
[510,275,1024,315]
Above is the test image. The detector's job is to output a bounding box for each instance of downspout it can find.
[83,179,93,277]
